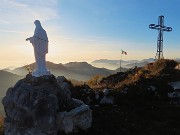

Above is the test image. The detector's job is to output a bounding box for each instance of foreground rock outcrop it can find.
[2,75,92,135]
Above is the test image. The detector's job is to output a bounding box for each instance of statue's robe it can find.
[29,22,50,77]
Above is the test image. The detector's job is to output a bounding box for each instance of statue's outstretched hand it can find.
[26,38,30,41]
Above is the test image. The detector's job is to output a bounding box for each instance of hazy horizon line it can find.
[1,57,179,70]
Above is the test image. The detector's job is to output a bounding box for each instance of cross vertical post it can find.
[149,15,172,60]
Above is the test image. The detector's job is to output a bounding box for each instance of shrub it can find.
[0,116,4,135]
[151,59,177,75]
[87,75,104,87]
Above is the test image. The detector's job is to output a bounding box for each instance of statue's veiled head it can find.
[34,20,41,27]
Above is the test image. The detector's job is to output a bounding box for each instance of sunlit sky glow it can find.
[0,0,180,68]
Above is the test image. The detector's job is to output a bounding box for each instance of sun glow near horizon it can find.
[0,31,179,69]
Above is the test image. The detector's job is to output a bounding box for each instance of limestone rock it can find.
[2,74,92,135]
[100,96,114,105]
[168,82,180,97]
[57,104,92,134]
[100,89,114,105]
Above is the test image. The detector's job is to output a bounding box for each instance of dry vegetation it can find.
[77,59,180,105]
[91,59,179,90]
[115,59,178,89]
[86,75,104,87]
[0,116,4,135]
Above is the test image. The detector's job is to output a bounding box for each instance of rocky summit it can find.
[2,74,92,135]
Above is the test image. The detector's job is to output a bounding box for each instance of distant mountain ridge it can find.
[0,70,22,88]
[10,61,115,81]
[91,58,156,69]
[124,61,149,68]
[2,58,162,82]
[0,70,22,115]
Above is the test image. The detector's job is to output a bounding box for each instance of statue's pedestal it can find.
[32,70,51,77]
[2,75,92,135]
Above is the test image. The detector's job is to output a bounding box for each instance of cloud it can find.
[0,29,28,34]
[0,0,58,24]
[57,36,111,42]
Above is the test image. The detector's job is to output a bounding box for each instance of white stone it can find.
[26,20,51,77]
[57,104,92,134]
[168,92,180,98]
[122,87,128,94]
[168,82,180,99]
[95,91,99,100]
[103,89,110,96]
[57,76,66,84]
[101,89,114,104]
[100,96,114,104]
[57,77,70,90]
[72,98,84,105]
[150,86,156,92]
[169,81,180,90]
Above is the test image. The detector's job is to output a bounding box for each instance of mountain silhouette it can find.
[91,58,155,69]
[11,61,115,81]
[0,70,22,115]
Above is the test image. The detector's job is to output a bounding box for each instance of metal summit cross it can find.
[149,15,172,60]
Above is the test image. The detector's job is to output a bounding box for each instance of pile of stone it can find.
[71,84,114,106]
[2,75,92,135]
[168,81,180,104]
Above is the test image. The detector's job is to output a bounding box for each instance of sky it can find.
[0,0,180,68]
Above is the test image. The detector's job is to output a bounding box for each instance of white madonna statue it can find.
[26,20,51,77]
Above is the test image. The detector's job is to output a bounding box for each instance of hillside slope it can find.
[0,70,22,92]
[0,70,22,115]
[91,59,180,105]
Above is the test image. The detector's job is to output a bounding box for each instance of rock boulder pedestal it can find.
[2,75,92,135]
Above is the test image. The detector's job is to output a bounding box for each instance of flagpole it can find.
[120,49,122,72]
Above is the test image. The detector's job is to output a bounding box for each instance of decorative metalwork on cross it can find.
[149,15,172,60]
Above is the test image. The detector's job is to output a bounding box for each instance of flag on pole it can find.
[121,50,127,55]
